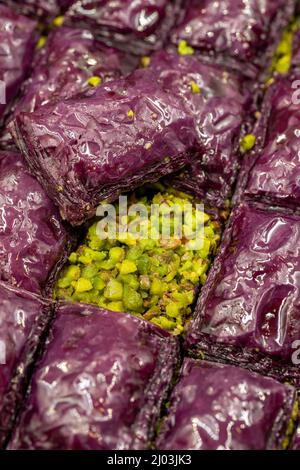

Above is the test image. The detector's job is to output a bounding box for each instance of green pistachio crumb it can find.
[190,81,201,94]
[120,259,137,275]
[281,400,299,450]
[53,15,64,27]
[36,36,47,49]
[104,279,123,301]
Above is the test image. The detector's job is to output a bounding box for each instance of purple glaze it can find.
[245,74,300,209]
[10,68,198,225]
[0,150,73,295]
[149,52,250,207]
[156,359,297,450]
[186,202,300,386]
[65,0,181,55]
[0,5,37,124]
[10,303,179,450]
[292,426,300,450]
[11,26,138,118]
[0,282,52,446]
[171,0,296,79]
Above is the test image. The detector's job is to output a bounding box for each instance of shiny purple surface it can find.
[10,303,179,450]
[0,282,52,445]
[10,68,198,225]
[0,150,72,295]
[186,202,300,385]
[65,0,181,55]
[171,0,295,78]
[156,359,297,450]
[149,52,250,207]
[245,75,300,208]
[12,26,138,118]
[0,5,37,124]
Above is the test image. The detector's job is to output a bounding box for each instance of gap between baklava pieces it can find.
[54,184,224,336]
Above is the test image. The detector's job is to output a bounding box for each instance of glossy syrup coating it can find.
[55,188,221,335]
[65,0,182,55]
[245,74,300,209]
[0,282,52,446]
[170,0,296,78]
[290,27,300,72]
[10,68,198,226]
[156,359,298,450]
[149,52,251,208]
[186,202,300,386]
[12,26,139,118]
[9,303,179,449]
[0,150,73,295]
[0,4,37,124]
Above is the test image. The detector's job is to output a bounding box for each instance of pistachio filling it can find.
[55,188,221,335]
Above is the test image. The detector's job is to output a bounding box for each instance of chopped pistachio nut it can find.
[141,56,151,68]
[55,189,220,335]
[127,109,135,120]
[88,76,102,87]
[36,36,47,49]
[178,40,194,56]
[53,15,64,27]
[190,81,201,94]
[281,400,299,450]
[240,134,256,153]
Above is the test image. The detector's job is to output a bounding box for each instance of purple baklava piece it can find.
[186,202,300,386]
[156,359,298,450]
[10,68,198,225]
[9,303,179,450]
[0,150,74,295]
